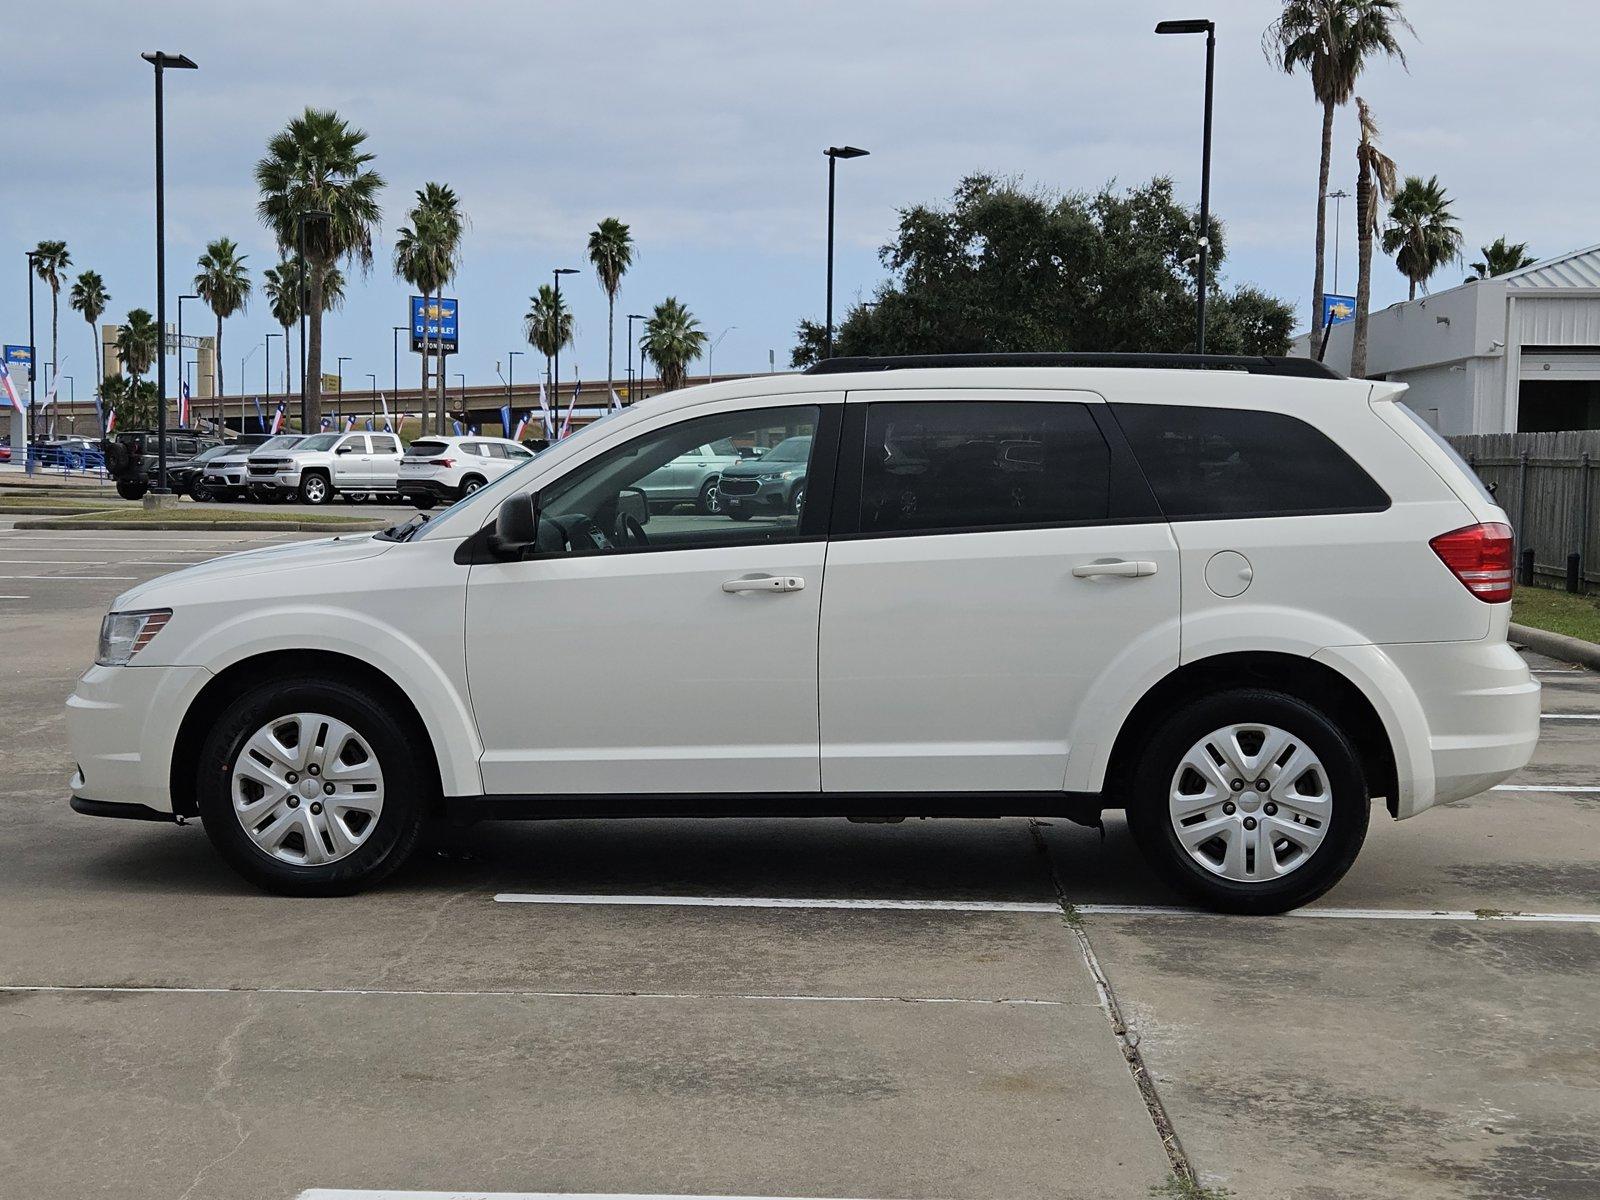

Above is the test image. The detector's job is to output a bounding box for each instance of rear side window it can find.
[1111,403,1389,520]
[371,435,400,454]
[859,401,1111,534]
[406,440,448,458]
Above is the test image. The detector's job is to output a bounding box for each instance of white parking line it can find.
[0,594,28,600]
[299,1193,890,1200]
[493,893,1600,925]
[0,574,136,580]
[1542,714,1600,721]
[1493,783,1600,793]
[0,559,111,564]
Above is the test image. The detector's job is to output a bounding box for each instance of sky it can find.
[2,0,1596,396]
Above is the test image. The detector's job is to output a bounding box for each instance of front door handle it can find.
[723,575,806,594]
[1071,559,1158,579]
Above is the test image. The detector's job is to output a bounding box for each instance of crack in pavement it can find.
[175,995,262,1200]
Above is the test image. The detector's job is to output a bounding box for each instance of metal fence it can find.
[1450,431,1600,593]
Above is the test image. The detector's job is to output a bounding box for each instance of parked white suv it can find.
[247,430,406,504]
[398,435,537,509]
[66,354,1540,911]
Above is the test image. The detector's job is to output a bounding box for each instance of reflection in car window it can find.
[531,407,821,555]
[859,401,1111,534]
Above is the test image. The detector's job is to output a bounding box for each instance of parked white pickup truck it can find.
[246,431,406,505]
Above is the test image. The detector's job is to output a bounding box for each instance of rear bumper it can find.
[1316,638,1540,818]
[65,663,212,815]
[399,479,457,501]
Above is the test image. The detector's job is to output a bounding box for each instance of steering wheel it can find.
[615,513,649,548]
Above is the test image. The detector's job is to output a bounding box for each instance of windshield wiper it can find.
[378,512,431,543]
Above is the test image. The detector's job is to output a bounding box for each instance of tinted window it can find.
[370,435,400,454]
[1112,404,1389,520]
[336,435,368,454]
[406,440,448,458]
[859,401,1111,535]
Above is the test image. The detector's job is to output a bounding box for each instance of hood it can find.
[112,533,393,609]
[723,457,802,477]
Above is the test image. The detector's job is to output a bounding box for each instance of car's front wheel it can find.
[115,479,147,501]
[697,479,723,514]
[196,677,429,895]
[299,473,331,505]
[1124,688,1370,914]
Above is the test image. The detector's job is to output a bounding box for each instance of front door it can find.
[819,392,1180,793]
[333,433,368,487]
[466,398,839,796]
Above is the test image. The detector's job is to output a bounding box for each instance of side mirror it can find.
[335,444,355,454]
[490,492,539,557]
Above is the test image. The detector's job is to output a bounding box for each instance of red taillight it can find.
[1430,522,1514,603]
[429,458,454,468]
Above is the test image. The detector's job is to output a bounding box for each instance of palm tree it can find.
[1381,175,1462,300]
[641,298,708,392]
[115,309,160,419]
[261,261,298,411]
[69,271,110,433]
[523,284,573,415]
[194,238,252,402]
[31,240,71,442]
[1263,0,1413,332]
[587,218,635,405]
[1470,236,1536,280]
[255,107,384,430]
[1351,98,1397,378]
[394,184,464,434]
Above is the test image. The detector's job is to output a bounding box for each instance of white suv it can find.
[247,430,406,505]
[65,355,1540,911]
[398,435,536,509]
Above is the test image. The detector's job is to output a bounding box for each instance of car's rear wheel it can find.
[1125,688,1370,914]
[299,473,331,505]
[197,677,429,895]
[116,478,148,501]
[459,475,486,498]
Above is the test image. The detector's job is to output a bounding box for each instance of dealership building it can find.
[1294,243,1600,434]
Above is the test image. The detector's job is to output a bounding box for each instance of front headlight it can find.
[96,609,172,666]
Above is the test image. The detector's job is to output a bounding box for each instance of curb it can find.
[1,507,122,516]
[13,518,386,533]
[1510,622,1600,671]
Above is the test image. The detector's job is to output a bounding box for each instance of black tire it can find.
[196,676,430,896]
[725,504,752,521]
[458,474,486,498]
[191,480,214,502]
[1124,688,1370,915]
[412,497,436,511]
[789,483,807,515]
[696,478,723,515]
[116,478,147,501]
[299,472,332,505]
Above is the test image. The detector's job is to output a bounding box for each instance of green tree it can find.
[587,218,635,405]
[69,270,110,432]
[31,239,71,441]
[100,374,160,431]
[1351,98,1398,377]
[1469,236,1536,279]
[1381,175,1461,299]
[114,309,160,426]
[255,107,384,430]
[641,298,707,392]
[394,184,463,434]
[258,258,343,430]
[791,175,1294,366]
[194,238,252,400]
[523,284,574,414]
[1263,0,1414,331]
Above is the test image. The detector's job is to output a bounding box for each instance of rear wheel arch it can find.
[170,649,443,819]
[1103,652,1397,815]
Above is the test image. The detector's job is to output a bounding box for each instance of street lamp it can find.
[454,373,467,425]
[552,268,578,414]
[241,343,260,432]
[23,250,40,468]
[266,332,282,401]
[1328,188,1350,297]
[708,325,737,383]
[141,50,197,494]
[824,146,869,359]
[627,313,647,405]
[177,293,198,429]
[296,209,331,431]
[392,325,407,403]
[506,349,524,417]
[336,354,351,398]
[1154,18,1215,355]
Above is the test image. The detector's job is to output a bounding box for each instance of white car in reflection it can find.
[636,438,746,514]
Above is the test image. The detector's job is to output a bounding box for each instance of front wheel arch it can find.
[170,649,443,820]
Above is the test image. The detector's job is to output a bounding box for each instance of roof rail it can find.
[804,352,1345,380]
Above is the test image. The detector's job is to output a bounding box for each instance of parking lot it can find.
[2,525,1597,1200]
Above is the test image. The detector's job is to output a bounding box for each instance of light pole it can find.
[552,268,578,417]
[366,373,378,427]
[824,146,869,359]
[506,349,524,418]
[392,325,406,405]
[1155,19,1214,354]
[23,250,40,468]
[454,373,467,426]
[241,343,259,433]
[266,333,282,404]
[177,293,198,430]
[1328,188,1350,296]
[708,325,736,383]
[141,51,197,494]
[626,313,647,405]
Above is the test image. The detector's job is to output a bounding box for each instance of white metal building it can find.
[1294,244,1600,434]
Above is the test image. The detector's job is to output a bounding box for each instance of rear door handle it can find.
[1071,559,1158,579]
[723,575,806,594]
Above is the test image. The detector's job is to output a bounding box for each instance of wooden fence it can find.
[1449,431,1600,592]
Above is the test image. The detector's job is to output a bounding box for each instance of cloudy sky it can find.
[2,0,1594,394]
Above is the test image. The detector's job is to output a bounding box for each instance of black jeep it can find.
[101,431,223,501]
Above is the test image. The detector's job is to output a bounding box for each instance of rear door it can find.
[818,390,1181,793]
[368,434,402,488]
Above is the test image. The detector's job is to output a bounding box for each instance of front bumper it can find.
[66,663,212,815]
[248,469,301,493]
[202,471,251,496]
[719,476,795,509]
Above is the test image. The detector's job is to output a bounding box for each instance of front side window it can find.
[336,435,368,454]
[858,401,1112,535]
[1111,403,1390,520]
[531,406,823,555]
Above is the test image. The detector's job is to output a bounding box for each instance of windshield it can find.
[764,436,811,463]
[293,433,341,452]
[257,435,304,453]
[194,444,233,463]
